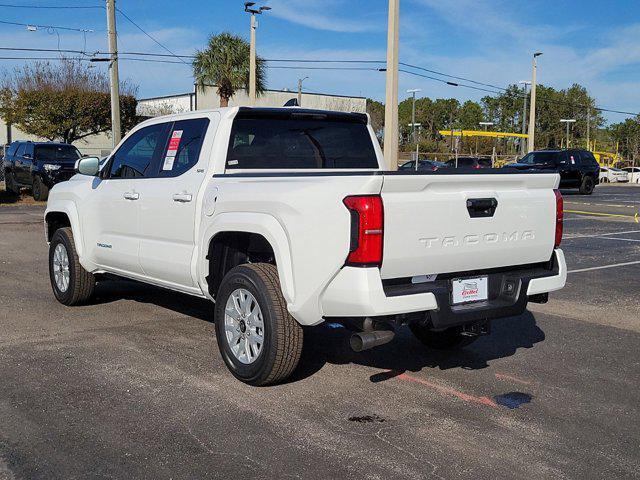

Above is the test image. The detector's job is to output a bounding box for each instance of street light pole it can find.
[245,2,270,106]
[519,80,530,156]
[383,0,400,171]
[106,0,121,148]
[407,88,421,145]
[527,52,542,153]
[560,119,576,148]
[298,76,309,107]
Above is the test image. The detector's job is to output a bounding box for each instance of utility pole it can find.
[106,0,121,147]
[245,2,271,106]
[527,52,542,153]
[383,0,400,171]
[586,107,591,150]
[519,80,530,156]
[406,89,421,146]
[560,119,576,148]
[298,76,309,107]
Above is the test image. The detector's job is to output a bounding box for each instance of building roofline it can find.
[138,92,194,102]
[142,86,366,102]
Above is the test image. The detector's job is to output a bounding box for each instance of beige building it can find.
[2,85,367,157]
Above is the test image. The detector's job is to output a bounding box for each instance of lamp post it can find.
[244,2,271,106]
[560,119,576,148]
[406,88,421,145]
[519,80,531,156]
[527,52,543,152]
[297,76,309,107]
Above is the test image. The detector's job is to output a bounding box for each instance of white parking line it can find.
[568,260,640,274]
[564,229,640,239]
[596,237,640,243]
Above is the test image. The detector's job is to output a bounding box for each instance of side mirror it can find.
[75,156,100,176]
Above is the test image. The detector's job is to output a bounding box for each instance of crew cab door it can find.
[14,144,32,184]
[136,115,216,289]
[81,123,169,275]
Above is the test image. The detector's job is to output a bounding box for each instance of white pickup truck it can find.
[45,107,566,385]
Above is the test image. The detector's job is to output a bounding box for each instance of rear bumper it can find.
[321,249,566,327]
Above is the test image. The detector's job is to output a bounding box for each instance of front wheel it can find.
[4,170,21,195]
[409,323,478,350]
[32,176,49,201]
[214,263,303,386]
[49,227,95,305]
[579,176,595,195]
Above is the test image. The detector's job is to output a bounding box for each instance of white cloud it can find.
[267,0,380,33]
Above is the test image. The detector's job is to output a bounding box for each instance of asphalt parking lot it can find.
[1,184,639,480]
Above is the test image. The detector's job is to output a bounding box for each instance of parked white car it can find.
[44,107,567,385]
[599,166,629,183]
[621,167,640,184]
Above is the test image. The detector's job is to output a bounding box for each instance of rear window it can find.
[226,113,378,170]
[520,152,558,165]
[35,145,81,161]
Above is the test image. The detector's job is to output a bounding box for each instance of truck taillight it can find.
[343,195,384,267]
[554,189,563,248]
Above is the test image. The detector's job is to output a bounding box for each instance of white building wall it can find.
[195,86,366,113]
[1,118,113,157]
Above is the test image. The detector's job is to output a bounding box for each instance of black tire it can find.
[601,177,609,184]
[4,170,20,195]
[32,175,49,201]
[579,175,595,195]
[49,227,95,306]
[409,323,478,350]
[214,263,303,386]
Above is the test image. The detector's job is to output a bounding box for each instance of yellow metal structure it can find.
[438,129,529,139]
[592,151,621,167]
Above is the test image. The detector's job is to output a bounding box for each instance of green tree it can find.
[366,98,385,142]
[456,100,484,129]
[193,32,266,107]
[609,117,640,161]
[0,58,137,143]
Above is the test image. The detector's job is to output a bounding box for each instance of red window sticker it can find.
[163,130,183,170]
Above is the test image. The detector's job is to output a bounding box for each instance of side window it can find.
[109,123,168,179]
[24,144,34,158]
[15,144,26,158]
[568,151,580,166]
[6,143,18,158]
[157,118,209,177]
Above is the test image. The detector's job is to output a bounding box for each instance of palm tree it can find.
[193,32,266,107]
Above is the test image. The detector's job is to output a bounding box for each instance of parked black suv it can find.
[2,141,82,200]
[445,156,493,169]
[503,149,600,195]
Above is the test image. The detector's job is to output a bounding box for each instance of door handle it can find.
[123,192,139,200]
[172,193,192,203]
[466,198,498,218]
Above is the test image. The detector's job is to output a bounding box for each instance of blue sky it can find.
[1,0,639,123]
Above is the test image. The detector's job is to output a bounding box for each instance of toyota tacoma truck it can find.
[44,107,567,385]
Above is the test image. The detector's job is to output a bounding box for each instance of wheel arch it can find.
[44,201,84,257]
[199,212,295,304]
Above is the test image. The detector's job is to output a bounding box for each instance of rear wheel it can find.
[49,227,95,305]
[32,176,49,201]
[214,263,303,386]
[409,323,478,350]
[579,176,595,195]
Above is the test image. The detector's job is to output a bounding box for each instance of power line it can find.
[114,6,190,66]
[0,19,93,32]
[0,3,103,8]
[0,44,636,117]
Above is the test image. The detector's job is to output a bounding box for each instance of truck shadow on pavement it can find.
[89,279,545,384]
[291,312,545,383]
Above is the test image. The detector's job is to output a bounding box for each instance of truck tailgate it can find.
[380,173,559,279]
